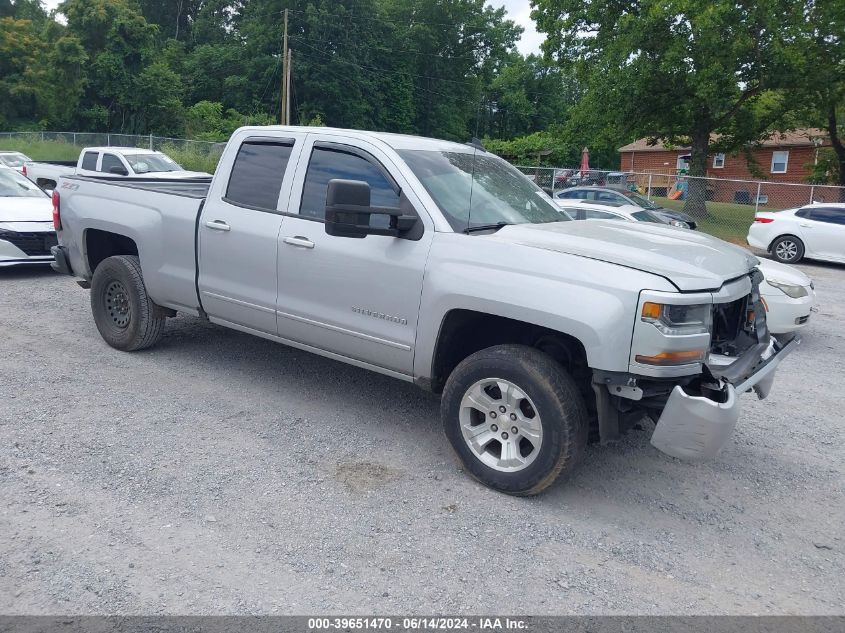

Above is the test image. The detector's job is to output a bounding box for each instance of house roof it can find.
[618,128,828,152]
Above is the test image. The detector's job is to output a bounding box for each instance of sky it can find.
[497,0,543,55]
[41,0,543,55]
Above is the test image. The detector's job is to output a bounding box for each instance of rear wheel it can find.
[441,344,588,496]
[771,235,804,264]
[90,255,165,351]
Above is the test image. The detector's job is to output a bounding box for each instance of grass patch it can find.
[0,137,82,161]
[654,196,755,245]
[158,143,221,174]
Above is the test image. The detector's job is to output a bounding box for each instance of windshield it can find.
[124,153,182,173]
[398,149,569,231]
[0,153,30,169]
[631,210,665,223]
[0,168,48,197]
[626,192,660,210]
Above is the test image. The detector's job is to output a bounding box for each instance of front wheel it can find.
[90,255,165,351]
[441,344,588,496]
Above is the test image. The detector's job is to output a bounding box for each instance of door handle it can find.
[799,223,811,228]
[283,236,315,249]
[205,220,231,231]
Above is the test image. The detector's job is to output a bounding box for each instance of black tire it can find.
[441,344,588,496]
[770,235,804,264]
[90,255,165,351]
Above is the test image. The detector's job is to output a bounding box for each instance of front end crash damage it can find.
[650,334,798,460]
[594,269,799,460]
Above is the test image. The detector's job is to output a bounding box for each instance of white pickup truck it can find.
[23,147,210,190]
[50,125,798,495]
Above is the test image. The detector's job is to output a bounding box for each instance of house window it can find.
[676,155,690,171]
[713,153,725,168]
[771,151,789,173]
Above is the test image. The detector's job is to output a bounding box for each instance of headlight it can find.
[766,279,808,299]
[670,220,689,228]
[641,301,712,335]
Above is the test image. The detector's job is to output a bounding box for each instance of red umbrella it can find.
[580,146,590,177]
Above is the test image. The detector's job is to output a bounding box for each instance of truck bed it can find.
[56,174,212,316]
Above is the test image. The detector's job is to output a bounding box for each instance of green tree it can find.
[533,0,805,216]
[0,17,46,128]
[791,0,845,188]
[59,0,183,133]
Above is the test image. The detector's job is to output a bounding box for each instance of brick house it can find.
[618,128,832,206]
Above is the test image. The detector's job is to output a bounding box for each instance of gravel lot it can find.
[1,259,843,615]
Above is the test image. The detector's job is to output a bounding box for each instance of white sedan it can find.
[747,203,845,264]
[0,167,56,267]
[554,199,689,227]
[756,259,816,335]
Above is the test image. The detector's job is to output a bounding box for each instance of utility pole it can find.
[285,50,292,125]
[280,8,288,125]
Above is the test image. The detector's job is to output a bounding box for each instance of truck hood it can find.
[493,220,758,291]
[0,196,53,222]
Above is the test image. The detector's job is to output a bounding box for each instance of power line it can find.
[282,7,508,33]
[288,34,482,62]
[291,38,484,89]
[291,37,568,104]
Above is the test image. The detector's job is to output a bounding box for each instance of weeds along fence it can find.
[517,166,845,244]
[0,131,224,173]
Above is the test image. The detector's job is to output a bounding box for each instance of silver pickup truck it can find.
[51,126,797,495]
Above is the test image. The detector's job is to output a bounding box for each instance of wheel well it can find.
[85,229,139,275]
[430,310,590,395]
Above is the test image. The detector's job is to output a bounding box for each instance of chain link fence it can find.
[0,130,222,154]
[0,131,224,173]
[517,166,845,244]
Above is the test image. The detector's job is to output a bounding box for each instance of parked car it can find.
[559,170,610,188]
[51,125,796,495]
[555,199,690,228]
[748,203,845,264]
[756,259,816,335]
[556,185,698,229]
[23,147,211,190]
[0,166,56,267]
[0,151,32,174]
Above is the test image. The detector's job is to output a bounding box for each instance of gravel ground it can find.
[1,259,843,615]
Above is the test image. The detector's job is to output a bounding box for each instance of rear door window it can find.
[100,153,125,174]
[225,141,294,211]
[81,151,98,170]
[808,208,845,225]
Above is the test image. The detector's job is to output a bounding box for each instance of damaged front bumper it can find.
[650,334,800,461]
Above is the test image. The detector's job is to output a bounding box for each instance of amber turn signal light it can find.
[641,302,661,320]
[635,349,706,366]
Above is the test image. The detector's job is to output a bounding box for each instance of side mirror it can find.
[324,179,417,239]
[109,166,129,176]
